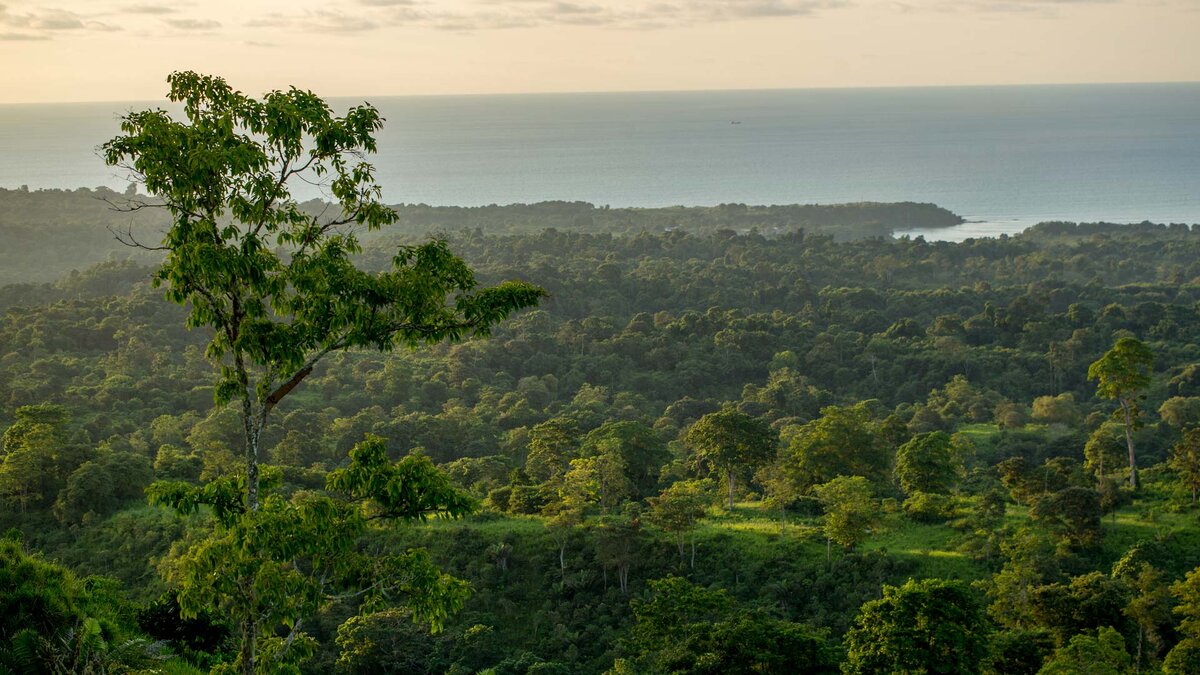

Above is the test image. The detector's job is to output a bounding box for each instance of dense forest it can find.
[5,74,1200,675]
[5,187,1200,673]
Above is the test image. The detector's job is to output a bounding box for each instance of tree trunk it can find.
[1135,625,1143,674]
[237,360,263,675]
[1121,399,1139,489]
[242,399,261,512]
[690,532,696,569]
[240,614,257,675]
[559,543,566,584]
[826,534,831,567]
[727,472,736,510]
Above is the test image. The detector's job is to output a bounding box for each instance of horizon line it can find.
[3,78,1199,107]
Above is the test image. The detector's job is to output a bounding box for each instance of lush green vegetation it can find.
[6,74,1200,674]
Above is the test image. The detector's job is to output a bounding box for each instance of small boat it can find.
[730,120,742,125]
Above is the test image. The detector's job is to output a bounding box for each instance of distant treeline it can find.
[373,200,965,238]
[0,187,963,285]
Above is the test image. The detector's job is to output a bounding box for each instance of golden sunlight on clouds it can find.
[0,0,1196,102]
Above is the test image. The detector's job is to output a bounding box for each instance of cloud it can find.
[0,4,124,38]
[120,4,179,14]
[0,30,47,39]
[306,10,379,31]
[247,9,383,32]
[942,0,1119,12]
[448,0,848,29]
[236,0,852,34]
[164,17,221,30]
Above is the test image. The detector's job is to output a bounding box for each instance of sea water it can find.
[2,82,1198,241]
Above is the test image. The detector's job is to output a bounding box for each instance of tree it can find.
[813,475,877,563]
[998,456,1039,506]
[1158,397,1200,430]
[104,72,542,673]
[647,480,709,568]
[1169,427,1200,505]
[0,404,88,513]
[1165,566,1200,674]
[1032,393,1082,427]
[525,417,580,484]
[842,578,990,675]
[1029,487,1104,548]
[1029,572,1132,648]
[685,408,777,509]
[580,421,668,501]
[334,608,447,674]
[595,511,641,595]
[1037,626,1132,675]
[988,529,1059,629]
[624,577,837,674]
[1088,337,1154,488]
[0,535,150,673]
[543,500,584,587]
[895,431,961,495]
[985,628,1056,675]
[1123,563,1173,671]
[960,489,1007,564]
[150,435,474,674]
[1085,422,1129,484]
[784,402,890,493]
[53,451,153,524]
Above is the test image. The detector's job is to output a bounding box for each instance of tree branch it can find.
[262,340,345,412]
[106,223,170,252]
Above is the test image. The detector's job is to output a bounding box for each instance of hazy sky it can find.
[0,0,1196,103]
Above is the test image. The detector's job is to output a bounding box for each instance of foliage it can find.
[1168,428,1200,504]
[646,480,709,567]
[100,71,542,673]
[9,184,1200,672]
[685,409,776,509]
[814,476,877,551]
[895,431,961,495]
[1088,338,1154,488]
[623,576,838,674]
[842,578,991,675]
[148,436,474,673]
[1037,626,1132,675]
[784,402,890,493]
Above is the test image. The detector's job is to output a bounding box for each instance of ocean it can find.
[2,82,1199,241]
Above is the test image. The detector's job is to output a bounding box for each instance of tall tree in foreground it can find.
[1088,337,1154,489]
[103,71,543,674]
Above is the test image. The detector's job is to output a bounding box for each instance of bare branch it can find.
[106,223,169,251]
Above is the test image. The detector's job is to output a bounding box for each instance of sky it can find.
[0,0,1196,103]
